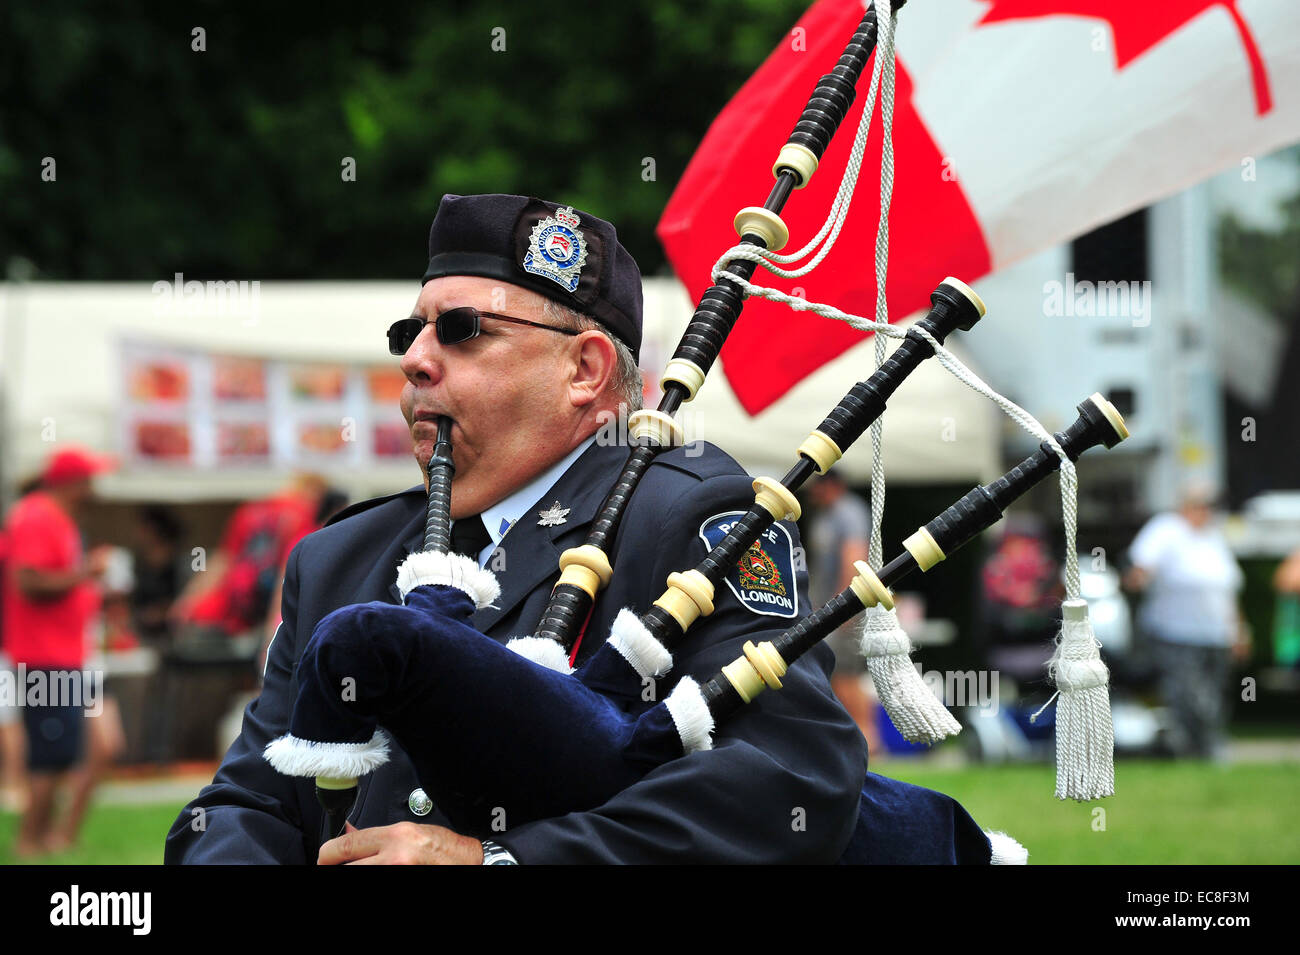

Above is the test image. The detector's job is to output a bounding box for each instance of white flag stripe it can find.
[900,0,1300,270]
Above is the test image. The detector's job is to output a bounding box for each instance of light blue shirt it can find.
[455,436,595,567]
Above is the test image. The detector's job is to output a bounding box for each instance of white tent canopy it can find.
[1,279,999,503]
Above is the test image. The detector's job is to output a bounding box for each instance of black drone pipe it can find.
[698,393,1130,722]
[312,416,457,841]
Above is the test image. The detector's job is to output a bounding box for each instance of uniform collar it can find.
[388,437,628,630]
[473,435,595,563]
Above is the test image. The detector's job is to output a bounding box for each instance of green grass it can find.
[882,759,1300,864]
[0,802,183,865]
[1229,721,1300,739]
[2,760,1299,863]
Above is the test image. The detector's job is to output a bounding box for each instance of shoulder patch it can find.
[699,512,799,619]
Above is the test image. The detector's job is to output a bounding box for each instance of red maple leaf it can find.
[979,0,1273,115]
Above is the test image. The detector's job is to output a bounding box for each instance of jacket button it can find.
[408,788,433,816]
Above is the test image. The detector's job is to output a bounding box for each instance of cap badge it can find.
[523,206,588,293]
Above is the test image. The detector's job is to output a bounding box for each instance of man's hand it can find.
[1232,613,1253,663]
[1121,565,1150,592]
[317,821,485,865]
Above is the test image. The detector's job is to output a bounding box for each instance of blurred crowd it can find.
[805,477,1299,765]
[0,445,345,857]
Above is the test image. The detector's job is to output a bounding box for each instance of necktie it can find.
[450,514,492,562]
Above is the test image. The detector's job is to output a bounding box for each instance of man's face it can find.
[1181,501,1213,529]
[50,477,94,511]
[399,276,582,518]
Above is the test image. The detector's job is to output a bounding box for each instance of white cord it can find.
[868,0,896,571]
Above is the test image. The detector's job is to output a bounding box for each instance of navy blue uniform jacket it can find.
[165,440,866,863]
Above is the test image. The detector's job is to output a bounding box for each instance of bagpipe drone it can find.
[266,0,1127,863]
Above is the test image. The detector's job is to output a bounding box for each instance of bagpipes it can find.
[266,0,1128,863]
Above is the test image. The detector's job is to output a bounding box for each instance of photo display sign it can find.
[119,340,410,470]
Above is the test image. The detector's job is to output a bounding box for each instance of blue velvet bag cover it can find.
[269,569,1022,862]
[282,582,685,835]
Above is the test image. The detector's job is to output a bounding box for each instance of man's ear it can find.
[567,330,617,408]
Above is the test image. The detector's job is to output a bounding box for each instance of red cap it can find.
[42,446,116,486]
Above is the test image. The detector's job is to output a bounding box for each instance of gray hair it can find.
[542,298,644,412]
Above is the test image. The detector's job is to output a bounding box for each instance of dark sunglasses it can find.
[387,306,580,356]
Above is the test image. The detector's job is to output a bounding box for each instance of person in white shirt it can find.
[1125,482,1248,759]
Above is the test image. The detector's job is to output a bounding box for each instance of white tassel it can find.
[664,677,715,754]
[1039,599,1115,800]
[859,605,961,744]
[985,830,1029,865]
[505,636,574,674]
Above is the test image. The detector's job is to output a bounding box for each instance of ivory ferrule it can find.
[628,409,684,447]
[557,545,614,598]
[743,640,788,692]
[849,560,895,611]
[1088,392,1130,441]
[733,207,790,252]
[797,430,843,474]
[721,655,767,704]
[773,143,819,188]
[752,476,801,522]
[653,569,715,631]
[940,276,987,317]
[903,527,946,571]
[661,358,706,401]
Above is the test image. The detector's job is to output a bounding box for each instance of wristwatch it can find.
[480,839,519,865]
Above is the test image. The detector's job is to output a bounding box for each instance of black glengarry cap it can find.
[421,194,643,360]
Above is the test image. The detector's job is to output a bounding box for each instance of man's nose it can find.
[399,322,445,383]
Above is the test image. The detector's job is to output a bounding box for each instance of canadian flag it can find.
[657,0,1300,414]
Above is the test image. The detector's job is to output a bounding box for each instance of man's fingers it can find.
[318,825,383,865]
[345,822,358,832]
[317,821,469,865]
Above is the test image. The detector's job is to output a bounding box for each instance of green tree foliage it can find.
[1217,147,1300,321]
[1,0,811,280]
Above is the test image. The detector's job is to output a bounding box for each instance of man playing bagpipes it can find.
[170,3,1128,863]
[165,193,876,864]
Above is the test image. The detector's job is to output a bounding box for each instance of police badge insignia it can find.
[522,206,588,292]
[699,512,799,618]
[737,542,785,593]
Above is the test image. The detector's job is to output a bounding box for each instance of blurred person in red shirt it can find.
[259,485,349,674]
[976,515,1063,684]
[0,475,43,813]
[1,447,114,856]
[171,475,327,641]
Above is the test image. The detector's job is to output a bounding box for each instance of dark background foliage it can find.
[0,0,811,281]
